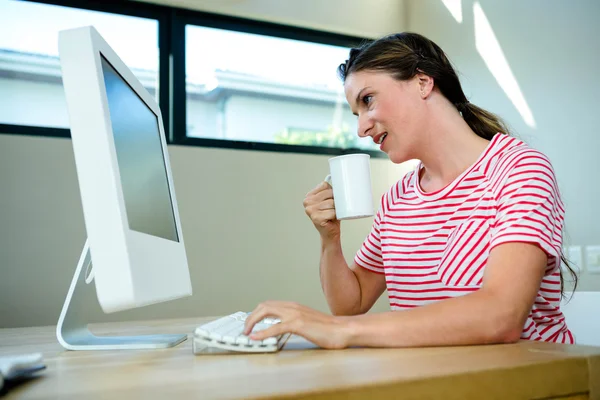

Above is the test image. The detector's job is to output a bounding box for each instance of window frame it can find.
[1,0,385,158]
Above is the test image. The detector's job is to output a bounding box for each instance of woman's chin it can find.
[387,151,410,164]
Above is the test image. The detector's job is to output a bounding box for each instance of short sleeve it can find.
[353,174,406,275]
[490,152,565,262]
[354,203,385,274]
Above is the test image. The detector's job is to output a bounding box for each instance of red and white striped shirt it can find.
[355,133,573,343]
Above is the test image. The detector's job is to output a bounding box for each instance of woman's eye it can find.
[362,95,372,105]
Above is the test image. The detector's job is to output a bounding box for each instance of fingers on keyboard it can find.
[195,312,282,351]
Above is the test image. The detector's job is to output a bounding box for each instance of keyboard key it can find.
[235,335,250,345]
[262,337,277,346]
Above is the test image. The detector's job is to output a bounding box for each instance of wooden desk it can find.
[1,317,599,399]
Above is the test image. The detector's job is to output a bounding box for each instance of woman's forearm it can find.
[319,237,362,316]
[342,289,523,347]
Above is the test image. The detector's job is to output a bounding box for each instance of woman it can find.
[244,32,577,348]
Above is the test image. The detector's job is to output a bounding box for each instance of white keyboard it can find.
[193,312,291,354]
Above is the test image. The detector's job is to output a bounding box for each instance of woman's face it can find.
[344,70,425,163]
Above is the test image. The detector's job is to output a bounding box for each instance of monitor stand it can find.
[56,240,187,350]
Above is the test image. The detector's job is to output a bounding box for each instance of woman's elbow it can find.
[494,325,522,344]
[329,304,363,317]
[488,314,524,344]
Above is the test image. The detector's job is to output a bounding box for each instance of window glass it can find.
[0,0,158,128]
[185,25,377,151]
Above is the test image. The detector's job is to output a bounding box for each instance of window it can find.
[1,0,380,156]
[0,0,158,129]
[185,25,378,152]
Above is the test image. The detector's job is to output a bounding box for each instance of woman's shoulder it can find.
[390,165,418,197]
[378,165,419,212]
[485,134,556,182]
[483,135,561,203]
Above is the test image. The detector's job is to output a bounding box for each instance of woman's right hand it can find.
[303,181,340,240]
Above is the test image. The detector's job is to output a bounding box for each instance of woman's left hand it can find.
[243,301,350,350]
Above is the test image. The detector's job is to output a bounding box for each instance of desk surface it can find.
[1,317,599,399]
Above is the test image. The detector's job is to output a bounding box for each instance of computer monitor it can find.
[56,26,192,350]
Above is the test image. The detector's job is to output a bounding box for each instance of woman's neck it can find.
[417,100,492,193]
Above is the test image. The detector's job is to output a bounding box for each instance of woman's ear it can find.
[417,73,434,98]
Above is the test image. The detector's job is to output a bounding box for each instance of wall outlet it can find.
[585,245,600,274]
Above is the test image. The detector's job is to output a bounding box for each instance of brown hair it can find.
[338,32,578,298]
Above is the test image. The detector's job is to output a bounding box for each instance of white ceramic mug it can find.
[325,153,374,220]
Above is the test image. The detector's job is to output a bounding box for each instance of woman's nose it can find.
[357,114,373,138]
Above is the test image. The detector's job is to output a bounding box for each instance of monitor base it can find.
[56,240,188,350]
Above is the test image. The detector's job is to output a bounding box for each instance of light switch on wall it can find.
[585,245,600,274]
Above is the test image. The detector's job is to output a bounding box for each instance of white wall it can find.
[407,0,600,345]
[133,0,407,39]
[0,134,410,328]
[407,0,600,290]
[562,293,600,346]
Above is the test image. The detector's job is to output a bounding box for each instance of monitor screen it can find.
[100,55,179,242]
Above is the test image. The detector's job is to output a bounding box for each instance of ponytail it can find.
[459,102,511,140]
